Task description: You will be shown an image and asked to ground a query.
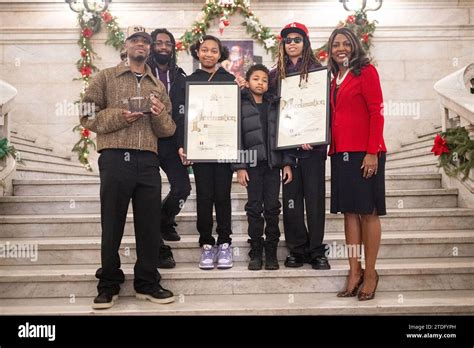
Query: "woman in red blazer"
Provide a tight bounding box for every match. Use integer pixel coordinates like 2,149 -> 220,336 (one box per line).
328,27 -> 387,301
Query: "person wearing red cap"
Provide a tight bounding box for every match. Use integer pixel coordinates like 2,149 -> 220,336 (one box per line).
327,27 -> 387,301
269,22 -> 330,270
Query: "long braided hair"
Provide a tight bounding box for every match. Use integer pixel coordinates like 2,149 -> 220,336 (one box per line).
276,32 -> 320,85
148,28 -> 178,84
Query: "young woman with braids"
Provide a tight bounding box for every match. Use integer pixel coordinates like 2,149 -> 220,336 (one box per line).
268,23 -> 330,270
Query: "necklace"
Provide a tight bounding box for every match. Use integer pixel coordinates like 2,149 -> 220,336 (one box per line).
336,68 -> 351,86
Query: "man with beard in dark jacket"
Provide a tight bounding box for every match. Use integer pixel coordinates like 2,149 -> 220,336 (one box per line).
232,64 -> 294,271
147,28 -> 191,268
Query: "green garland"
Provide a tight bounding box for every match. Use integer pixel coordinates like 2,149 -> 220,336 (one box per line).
315,9 -> 377,62
177,0 -> 279,58
72,9 -> 125,171
436,127 -> 474,180
69,2 -> 377,172
0,137 -> 24,165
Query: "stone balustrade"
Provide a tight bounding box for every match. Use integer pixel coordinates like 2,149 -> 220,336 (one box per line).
0,80 -> 18,196
434,64 -> 474,207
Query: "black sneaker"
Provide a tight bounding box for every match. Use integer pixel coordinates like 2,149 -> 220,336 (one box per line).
136,284 -> 175,304
284,253 -> 304,268
157,244 -> 176,269
92,292 -> 119,310
311,256 -> 331,270
161,225 -> 181,241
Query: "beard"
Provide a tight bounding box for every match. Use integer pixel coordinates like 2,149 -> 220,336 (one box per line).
153,52 -> 172,65
128,52 -> 147,63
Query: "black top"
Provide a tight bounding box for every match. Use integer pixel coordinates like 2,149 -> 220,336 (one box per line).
186,67 -> 236,82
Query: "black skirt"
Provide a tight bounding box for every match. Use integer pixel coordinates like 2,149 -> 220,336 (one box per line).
330,151 -> 386,216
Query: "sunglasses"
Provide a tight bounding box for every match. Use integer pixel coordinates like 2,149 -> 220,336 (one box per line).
284,37 -> 303,44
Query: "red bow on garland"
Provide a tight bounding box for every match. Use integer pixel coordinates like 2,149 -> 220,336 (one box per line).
431,134 -> 450,156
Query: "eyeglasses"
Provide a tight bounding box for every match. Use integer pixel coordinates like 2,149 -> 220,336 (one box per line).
284,37 -> 303,45
154,40 -> 174,48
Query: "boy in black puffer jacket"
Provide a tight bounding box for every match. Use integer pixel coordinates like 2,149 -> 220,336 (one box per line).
232,64 -> 294,270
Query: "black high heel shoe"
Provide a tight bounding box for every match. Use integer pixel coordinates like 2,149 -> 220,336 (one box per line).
358,271 -> 379,301
337,269 -> 364,297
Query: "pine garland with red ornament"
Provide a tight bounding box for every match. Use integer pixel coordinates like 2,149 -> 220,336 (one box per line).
73,9 -> 125,171
315,9 -> 377,63
177,0 -> 279,58
72,124 -> 97,171
432,127 -> 474,180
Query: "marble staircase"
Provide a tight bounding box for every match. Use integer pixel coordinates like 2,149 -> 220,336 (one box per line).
0,132 -> 473,315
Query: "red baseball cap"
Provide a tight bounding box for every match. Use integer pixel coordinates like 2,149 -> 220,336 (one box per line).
280,22 -> 309,39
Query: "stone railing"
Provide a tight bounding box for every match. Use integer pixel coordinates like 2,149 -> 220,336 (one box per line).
0,80 -> 18,196
434,64 -> 474,207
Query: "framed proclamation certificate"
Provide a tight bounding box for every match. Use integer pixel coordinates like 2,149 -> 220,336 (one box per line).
184,81 -> 241,162
276,66 -> 330,150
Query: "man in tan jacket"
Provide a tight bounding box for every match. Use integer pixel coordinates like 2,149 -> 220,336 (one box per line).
81,25 -> 176,309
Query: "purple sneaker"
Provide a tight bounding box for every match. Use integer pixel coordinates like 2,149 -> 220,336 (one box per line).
199,244 -> 217,269
217,243 -> 233,269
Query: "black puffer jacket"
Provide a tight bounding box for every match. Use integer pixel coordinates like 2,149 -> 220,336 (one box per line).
232,89 -> 294,171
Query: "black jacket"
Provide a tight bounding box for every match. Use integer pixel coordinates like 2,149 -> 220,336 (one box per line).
148,64 -> 187,152
186,67 -> 236,83
232,89 -> 294,171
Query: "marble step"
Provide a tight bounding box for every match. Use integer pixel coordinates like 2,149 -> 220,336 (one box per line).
1,209 -> 474,238
386,146 -> 433,161
10,138 -> 54,152
12,173 -> 443,196
11,143 -> 72,161
385,160 -> 439,173
0,258 -> 473,298
15,165 -> 98,180
1,231 -> 473,266
1,290 -> 473,315
416,130 -> 439,139
0,189 -> 459,215
385,152 -> 435,166
19,152 -> 84,171
400,135 -> 436,148
399,138 -> 435,151
10,134 -> 37,143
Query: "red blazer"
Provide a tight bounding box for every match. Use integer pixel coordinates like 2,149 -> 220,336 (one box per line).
329,64 -> 387,155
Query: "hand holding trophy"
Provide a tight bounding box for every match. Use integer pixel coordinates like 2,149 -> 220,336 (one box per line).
150,94 -> 165,116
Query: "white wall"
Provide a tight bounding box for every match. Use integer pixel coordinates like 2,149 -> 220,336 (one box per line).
0,0 -> 473,157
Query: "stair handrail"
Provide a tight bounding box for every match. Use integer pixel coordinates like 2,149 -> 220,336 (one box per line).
0,80 -> 18,196
434,64 -> 474,135
434,64 -> 474,206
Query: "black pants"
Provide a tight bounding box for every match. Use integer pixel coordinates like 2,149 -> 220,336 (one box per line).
246,161 -> 281,244
97,149 -> 162,295
158,139 -> 191,231
282,151 -> 326,259
192,163 -> 233,246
